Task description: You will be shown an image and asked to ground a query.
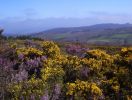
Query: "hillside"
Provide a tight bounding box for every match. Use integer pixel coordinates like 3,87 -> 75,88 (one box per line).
32,23 -> 132,45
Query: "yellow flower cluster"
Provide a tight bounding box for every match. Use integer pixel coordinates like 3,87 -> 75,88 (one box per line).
8,77 -> 46,99
7,41 -> 131,99
101,78 -> 120,93
85,49 -> 114,68
66,83 -> 76,95
10,43 -> 17,49
65,56 -> 82,71
8,82 -> 22,94
121,47 -> 128,52
8,82 -> 22,99
111,85 -> 120,93
16,47 -> 43,57
41,41 -> 60,58
42,67 -> 64,83
85,49 -> 111,60
81,58 -> 102,71
66,80 -> 102,96
121,47 -> 132,62
38,52 -> 65,83
24,77 -> 46,96
43,55 -> 67,68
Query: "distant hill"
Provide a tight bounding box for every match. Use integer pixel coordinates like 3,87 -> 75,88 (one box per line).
31,23 -> 132,45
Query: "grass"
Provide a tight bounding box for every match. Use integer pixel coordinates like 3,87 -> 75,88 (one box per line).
110,33 -> 132,38
87,33 -> 132,45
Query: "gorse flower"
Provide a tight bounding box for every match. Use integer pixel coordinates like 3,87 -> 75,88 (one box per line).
84,49 -> 111,60
41,41 -> 60,58
16,47 -> 43,59
66,80 -> 102,98
2,40 -> 131,99
42,63 -> 65,83
81,58 -> 102,71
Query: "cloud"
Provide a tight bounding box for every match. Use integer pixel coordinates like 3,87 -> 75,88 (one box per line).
89,11 -> 132,23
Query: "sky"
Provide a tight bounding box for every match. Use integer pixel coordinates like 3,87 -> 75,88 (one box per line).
0,0 -> 132,34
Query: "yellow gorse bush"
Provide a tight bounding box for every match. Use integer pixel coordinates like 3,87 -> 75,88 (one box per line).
42,67 -> 65,83
8,82 -> 22,99
65,56 -> 82,71
16,47 -> 43,58
85,49 -> 111,60
81,58 -> 102,71
10,43 -> 17,49
101,78 -> 120,93
41,41 -> 60,58
121,47 -> 132,62
7,41 -> 131,99
66,80 -> 102,96
42,55 -> 65,83
84,49 -> 114,68
8,77 -> 46,99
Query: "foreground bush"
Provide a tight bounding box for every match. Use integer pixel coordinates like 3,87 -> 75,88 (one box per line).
0,40 -> 131,100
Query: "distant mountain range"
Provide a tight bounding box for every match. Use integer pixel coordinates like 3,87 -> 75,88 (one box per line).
31,23 -> 132,45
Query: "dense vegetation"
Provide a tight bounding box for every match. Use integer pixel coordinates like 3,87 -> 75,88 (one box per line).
0,39 -> 132,100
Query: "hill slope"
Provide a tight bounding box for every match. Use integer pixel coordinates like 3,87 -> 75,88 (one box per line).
32,23 -> 132,45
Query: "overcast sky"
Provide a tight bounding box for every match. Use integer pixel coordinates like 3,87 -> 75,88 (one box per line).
0,0 -> 132,34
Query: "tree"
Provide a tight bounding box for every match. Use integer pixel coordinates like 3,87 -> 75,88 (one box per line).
0,28 -> 4,35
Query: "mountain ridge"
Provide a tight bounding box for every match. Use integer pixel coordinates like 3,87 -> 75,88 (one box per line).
31,23 -> 132,45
